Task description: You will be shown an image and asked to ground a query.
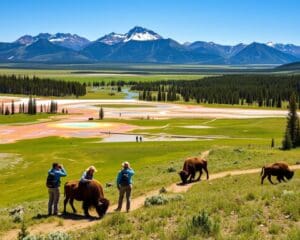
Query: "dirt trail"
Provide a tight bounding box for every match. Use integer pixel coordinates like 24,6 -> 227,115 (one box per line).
3,151 -> 300,239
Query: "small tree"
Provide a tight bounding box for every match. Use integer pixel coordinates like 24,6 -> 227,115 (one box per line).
11,100 -> 15,115
271,138 -> 275,148
282,93 -> 300,149
99,107 -> 104,120
5,106 -> 10,115
282,131 -> 292,150
18,221 -> 29,240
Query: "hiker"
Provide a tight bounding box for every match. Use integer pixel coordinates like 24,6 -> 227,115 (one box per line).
80,166 -> 97,183
139,136 -> 142,142
78,165 -> 97,194
115,162 -> 135,212
136,136 -> 139,142
46,163 -> 67,215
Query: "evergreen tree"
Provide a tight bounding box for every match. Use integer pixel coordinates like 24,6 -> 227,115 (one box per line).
271,138 -> 275,148
4,106 -> 10,115
282,130 -> 292,150
287,93 -> 299,147
99,107 -> 104,120
11,100 -> 15,115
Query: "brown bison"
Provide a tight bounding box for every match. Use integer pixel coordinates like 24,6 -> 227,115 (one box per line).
179,157 -> 209,184
261,162 -> 294,185
63,180 -> 109,218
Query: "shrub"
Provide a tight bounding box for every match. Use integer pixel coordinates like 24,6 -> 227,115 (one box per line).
185,210 -> 220,238
269,223 -> 281,235
9,206 -> 24,223
46,232 -> 72,240
167,166 -> 176,173
144,195 -> 168,207
159,187 -> 167,194
18,221 -> 29,240
246,192 -> 256,201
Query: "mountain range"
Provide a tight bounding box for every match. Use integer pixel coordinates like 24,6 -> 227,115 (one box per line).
0,26 -> 299,64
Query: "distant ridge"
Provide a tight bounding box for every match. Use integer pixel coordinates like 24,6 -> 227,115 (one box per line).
0,26 -> 299,64
276,61 -> 300,70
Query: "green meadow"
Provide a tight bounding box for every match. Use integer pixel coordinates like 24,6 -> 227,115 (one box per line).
0,113 -> 56,124
73,174 -> 300,240
0,116 -> 299,236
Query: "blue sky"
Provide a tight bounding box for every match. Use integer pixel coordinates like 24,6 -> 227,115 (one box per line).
1,0 -> 299,45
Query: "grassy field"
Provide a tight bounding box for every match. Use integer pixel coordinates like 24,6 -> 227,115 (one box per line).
102,117 -> 286,141
0,68 -> 207,84
72,174 -> 300,240
0,113 -> 56,125
0,116 -> 299,237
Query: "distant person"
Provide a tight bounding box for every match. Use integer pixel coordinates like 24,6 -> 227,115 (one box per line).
136,136 -> 139,142
115,162 -> 135,212
140,136 -> 142,142
46,163 -> 67,216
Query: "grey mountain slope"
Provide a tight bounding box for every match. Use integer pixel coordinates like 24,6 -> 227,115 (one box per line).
229,42 -> 298,64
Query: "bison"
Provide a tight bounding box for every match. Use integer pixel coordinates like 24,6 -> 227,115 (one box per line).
179,157 -> 209,184
63,180 -> 109,218
261,162 -> 294,185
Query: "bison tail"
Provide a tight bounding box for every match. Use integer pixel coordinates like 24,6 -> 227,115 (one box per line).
261,166 -> 265,176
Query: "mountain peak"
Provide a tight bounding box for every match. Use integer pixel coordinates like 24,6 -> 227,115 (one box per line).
125,26 -> 162,42
98,26 -> 162,45
97,32 -> 126,45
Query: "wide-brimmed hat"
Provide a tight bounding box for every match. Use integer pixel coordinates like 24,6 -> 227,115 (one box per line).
122,161 -> 130,168
86,166 -> 98,172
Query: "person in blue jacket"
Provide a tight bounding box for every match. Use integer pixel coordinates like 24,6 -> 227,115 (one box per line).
47,163 -> 67,215
115,161 -> 135,212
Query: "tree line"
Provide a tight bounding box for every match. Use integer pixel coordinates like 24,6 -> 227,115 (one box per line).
0,75 -> 86,97
131,75 -> 300,108
0,97 -> 63,115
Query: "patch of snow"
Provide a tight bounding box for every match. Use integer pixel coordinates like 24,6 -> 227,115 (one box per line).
50,38 -> 66,42
124,32 -> 160,42
266,42 -> 275,47
8,56 -> 14,60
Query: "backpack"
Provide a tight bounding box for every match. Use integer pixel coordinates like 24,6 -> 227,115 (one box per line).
119,170 -> 130,186
46,171 -> 57,188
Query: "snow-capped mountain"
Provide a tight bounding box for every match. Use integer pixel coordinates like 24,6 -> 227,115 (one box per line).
124,26 -> 162,42
97,26 -> 162,45
1,26 -> 299,64
267,43 -> 300,58
16,33 -> 90,50
97,32 -> 126,45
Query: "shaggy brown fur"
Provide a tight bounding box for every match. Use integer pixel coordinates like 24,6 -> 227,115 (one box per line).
261,162 -> 294,185
179,157 -> 209,184
64,180 -> 109,218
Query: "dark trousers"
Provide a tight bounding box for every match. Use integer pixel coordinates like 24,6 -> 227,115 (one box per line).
48,188 -> 60,215
117,185 -> 132,211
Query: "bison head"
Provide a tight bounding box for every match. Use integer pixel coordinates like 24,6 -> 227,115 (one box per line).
285,170 -> 294,180
179,170 -> 188,184
96,198 -> 110,218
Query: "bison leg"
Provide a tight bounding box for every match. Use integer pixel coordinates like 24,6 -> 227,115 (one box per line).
204,166 -> 209,180
261,174 -> 267,185
189,171 -> 195,183
82,201 -> 90,217
63,196 -> 69,214
267,175 -> 275,184
70,198 -> 77,213
277,176 -> 282,183
196,169 -> 203,181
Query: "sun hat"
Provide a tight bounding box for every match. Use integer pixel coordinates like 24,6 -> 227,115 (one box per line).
86,166 -> 98,172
